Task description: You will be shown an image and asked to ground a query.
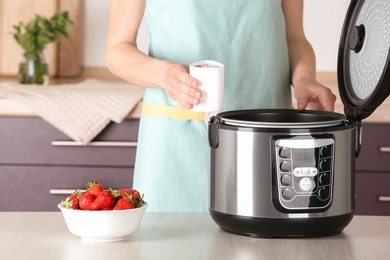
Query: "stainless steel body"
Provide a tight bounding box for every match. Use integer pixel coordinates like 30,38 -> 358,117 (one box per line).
210,124 -> 356,219
208,109 -> 357,237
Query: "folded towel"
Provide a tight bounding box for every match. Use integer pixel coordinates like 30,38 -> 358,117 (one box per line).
0,78 -> 145,144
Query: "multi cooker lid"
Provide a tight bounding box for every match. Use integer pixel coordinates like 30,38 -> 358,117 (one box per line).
338,0 -> 390,121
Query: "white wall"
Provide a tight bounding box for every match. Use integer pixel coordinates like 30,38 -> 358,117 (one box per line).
303,0 -> 350,71
83,0 -> 149,67
83,0 -> 351,72
82,0 -> 109,67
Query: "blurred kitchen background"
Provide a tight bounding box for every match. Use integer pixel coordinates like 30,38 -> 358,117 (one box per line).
0,0 -> 350,76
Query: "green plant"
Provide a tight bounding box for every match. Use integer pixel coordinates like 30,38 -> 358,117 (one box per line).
12,11 -> 73,84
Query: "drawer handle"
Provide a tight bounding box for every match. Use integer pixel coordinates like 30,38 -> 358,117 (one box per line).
379,147 -> 390,153
51,141 -> 137,147
378,196 -> 390,202
49,189 -> 86,195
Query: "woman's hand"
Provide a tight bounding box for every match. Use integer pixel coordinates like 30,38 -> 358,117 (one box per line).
293,79 -> 337,112
160,63 -> 202,109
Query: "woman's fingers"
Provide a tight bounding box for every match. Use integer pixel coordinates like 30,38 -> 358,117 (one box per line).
163,64 -> 202,109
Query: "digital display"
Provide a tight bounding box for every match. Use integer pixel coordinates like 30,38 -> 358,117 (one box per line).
292,148 -> 316,167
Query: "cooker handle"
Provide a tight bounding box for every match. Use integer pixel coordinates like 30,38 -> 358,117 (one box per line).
208,116 -> 220,148
354,120 -> 362,157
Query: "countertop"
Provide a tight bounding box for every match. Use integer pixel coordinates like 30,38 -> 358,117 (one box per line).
0,212 -> 390,260
1,71 -> 390,122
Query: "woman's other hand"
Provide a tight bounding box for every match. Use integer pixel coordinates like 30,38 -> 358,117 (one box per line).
293,79 -> 336,112
161,63 -> 202,109
283,0 -> 336,113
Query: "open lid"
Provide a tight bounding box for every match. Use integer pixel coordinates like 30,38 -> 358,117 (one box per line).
338,0 -> 390,121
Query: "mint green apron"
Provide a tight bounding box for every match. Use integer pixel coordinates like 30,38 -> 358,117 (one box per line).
134,0 -> 292,212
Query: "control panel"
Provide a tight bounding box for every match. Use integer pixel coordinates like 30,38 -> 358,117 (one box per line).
273,136 -> 334,212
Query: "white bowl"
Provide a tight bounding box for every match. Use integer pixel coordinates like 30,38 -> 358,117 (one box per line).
58,203 -> 148,242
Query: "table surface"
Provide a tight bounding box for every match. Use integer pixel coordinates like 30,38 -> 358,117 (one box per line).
1,212 -> 390,260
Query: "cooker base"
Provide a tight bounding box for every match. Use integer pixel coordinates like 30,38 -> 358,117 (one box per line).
209,209 -> 354,238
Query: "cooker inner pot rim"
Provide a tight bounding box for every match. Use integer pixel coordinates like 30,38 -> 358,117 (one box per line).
219,119 -> 345,128
217,110 -> 346,128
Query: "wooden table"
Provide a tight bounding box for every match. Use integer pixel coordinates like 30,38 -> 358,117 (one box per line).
1,212 -> 390,260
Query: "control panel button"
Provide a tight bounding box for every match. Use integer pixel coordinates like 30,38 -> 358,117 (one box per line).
279,147 -> 290,158
282,188 -> 295,200
299,177 -> 313,192
320,146 -> 332,158
317,186 -> 330,200
319,159 -> 331,172
281,174 -> 292,186
280,160 -> 291,172
319,172 -> 330,185
293,167 -> 318,177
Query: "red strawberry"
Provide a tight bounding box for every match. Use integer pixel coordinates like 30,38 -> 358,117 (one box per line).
69,190 -> 82,209
118,188 -> 141,199
118,189 -> 146,208
62,190 -> 81,209
90,190 -> 116,210
86,180 -> 104,196
113,195 -> 134,210
79,192 -> 97,210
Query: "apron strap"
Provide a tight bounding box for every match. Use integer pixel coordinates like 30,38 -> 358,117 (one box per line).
143,103 -> 205,120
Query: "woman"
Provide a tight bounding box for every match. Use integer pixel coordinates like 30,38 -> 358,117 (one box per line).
106,0 -> 336,212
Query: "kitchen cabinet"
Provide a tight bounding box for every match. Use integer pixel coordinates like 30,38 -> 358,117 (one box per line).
355,122 -> 390,216
0,115 -> 139,211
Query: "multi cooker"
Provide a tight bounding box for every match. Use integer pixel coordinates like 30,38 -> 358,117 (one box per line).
208,0 -> 390,237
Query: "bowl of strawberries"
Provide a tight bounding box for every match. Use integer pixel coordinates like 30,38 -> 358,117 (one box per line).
58,180 -> 148,242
